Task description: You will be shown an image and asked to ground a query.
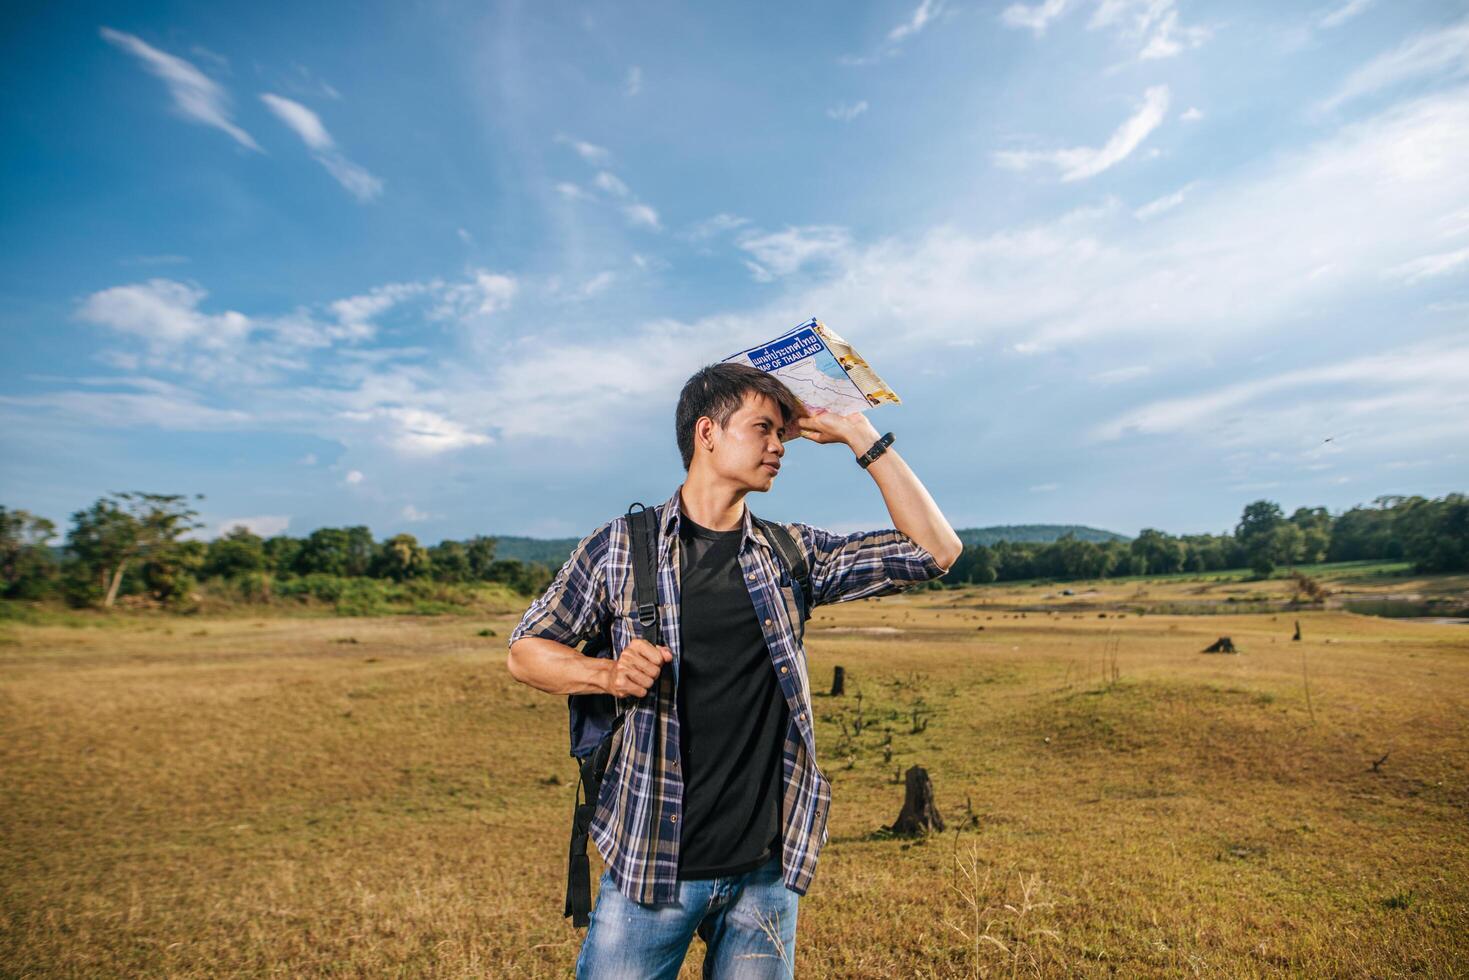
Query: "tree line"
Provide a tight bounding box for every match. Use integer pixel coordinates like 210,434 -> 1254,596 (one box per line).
1,490 -> 1464,607
0,492 -> 551,607
939,493 -> 1467,585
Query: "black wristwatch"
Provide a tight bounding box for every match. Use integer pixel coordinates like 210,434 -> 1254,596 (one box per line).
856,431 -> 895,469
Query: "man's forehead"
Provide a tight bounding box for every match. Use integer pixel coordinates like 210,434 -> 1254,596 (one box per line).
736,391 -> 782,420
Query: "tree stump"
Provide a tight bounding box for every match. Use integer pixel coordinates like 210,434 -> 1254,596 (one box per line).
1202,636 -> 1237,654
889,765 -> 945,835
830,665 -> 845,697
1293,620 -> 1302,641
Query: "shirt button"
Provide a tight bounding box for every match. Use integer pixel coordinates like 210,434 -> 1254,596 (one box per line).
748,572 -> 757,580
799,712 -> 806,721
763,618 -> 772,626
669,814 -> 678,823
780,666 -> 789,674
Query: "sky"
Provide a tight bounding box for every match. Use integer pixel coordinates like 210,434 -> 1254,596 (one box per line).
2,0 -> 1467,545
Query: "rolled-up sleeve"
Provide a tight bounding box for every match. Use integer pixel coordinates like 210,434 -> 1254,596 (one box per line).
507,524 -> 610,650
792,523 -> 946,607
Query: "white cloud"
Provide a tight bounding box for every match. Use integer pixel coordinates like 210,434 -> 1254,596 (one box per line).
827,100 -> 870,121
1001,0 -> 1071,36
557,134 -> 611,164
556,182 -> 589,200
686,213 -> 750,240
99,27 -> 260,151
457,227 -> 474,244
217,515 -> 290,538
1000,0 -> 1206,59
593,171 -> 630,197
1091,338 -> 1469,448
1389,246 -> 1469,284
330,281 -> 427,334
0,382 -> 251,431
625,66 -> 642,96
1321,19 -> 1469,112
259,92 -> 331,150
994,85 -> 1170,181
735,225 -> 852,279
1134,182 -> 1194,220
1029,482 -> 1060,493
842,0 -> 944,64
401,504 -> 434,523
1090,365 -> 1152,384
1090,0 -> 1209,61
37,87 -> 1469,478
1318,0 -> 1373,30
889,0 -> 942,42
345,470 -> 364,484
578,271 -> 616,297
260,93 -> 383,202
434,270 -> 518,319
623,203 -> 661,229
764,88 -> 1469,357
73,270 -> 516,386
1180,106 -> 1203,122
77,279 -> 252,348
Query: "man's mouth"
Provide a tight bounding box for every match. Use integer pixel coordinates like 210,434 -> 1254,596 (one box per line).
762,462 -> 780,474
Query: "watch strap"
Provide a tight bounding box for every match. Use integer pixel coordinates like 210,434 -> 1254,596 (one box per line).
857,431 -> 895,468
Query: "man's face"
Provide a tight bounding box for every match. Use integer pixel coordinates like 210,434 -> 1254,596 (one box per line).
701,391 -> 790,489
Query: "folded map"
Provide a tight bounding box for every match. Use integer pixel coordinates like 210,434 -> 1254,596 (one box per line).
722,318 -> 900,416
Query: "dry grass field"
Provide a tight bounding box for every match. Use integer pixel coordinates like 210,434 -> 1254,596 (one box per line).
2,570 -> 1467,977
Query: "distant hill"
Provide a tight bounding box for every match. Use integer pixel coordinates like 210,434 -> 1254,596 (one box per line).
490,523 -> 1129,568
489,535 -> 585,566
958,524 -> 1130,546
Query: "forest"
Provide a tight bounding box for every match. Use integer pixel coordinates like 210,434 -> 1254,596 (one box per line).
1,491 -> 1465,608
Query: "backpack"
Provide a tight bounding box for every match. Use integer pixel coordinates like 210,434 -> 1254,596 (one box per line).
563,500 -> 812,927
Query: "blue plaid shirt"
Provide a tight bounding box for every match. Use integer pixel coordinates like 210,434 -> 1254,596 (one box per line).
508,483 -> 947,903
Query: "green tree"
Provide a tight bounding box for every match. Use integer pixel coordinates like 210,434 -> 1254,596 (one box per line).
1265,522 -> 1306,567
429,540 -> 472,582
263,535 -> 302,575
1289,506 -> 1333,563
1395,494 -> 1469,572
465,535 -> 498,580
376,533 -> 431,581
1236,499 -> 1284,549
144,538 -> 205,604
343,526 -> 376,577
65,492 -> 203,607
204,526 -> 266,578
0,507 -> 58,599
295,528 -> 355,577
1131,528 -> 1184,575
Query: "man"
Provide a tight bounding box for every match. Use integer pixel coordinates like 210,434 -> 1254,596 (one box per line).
506,362 -> 962,978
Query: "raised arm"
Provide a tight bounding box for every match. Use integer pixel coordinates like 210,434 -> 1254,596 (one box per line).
795,411 -> 963,572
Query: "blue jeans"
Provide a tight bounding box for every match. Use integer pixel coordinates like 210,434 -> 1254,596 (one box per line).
574,853 -> 799,979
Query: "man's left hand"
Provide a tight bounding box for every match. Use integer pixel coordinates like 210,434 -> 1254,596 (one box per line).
792,408 -> 881,452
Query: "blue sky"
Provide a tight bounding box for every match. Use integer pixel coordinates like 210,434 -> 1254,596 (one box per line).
2,0 -> 1467,544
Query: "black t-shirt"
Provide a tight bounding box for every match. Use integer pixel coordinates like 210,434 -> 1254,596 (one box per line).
674,512 -> 789,880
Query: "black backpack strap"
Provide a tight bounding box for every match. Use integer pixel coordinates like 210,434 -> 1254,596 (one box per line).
755,517 -> 812,634
565,501 -> 660,927
628,503 -> 663,649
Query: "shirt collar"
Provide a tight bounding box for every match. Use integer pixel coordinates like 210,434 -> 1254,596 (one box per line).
658,482 -> 772,555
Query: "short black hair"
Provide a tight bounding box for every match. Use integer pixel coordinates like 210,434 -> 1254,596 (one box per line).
675,363 -> 805,471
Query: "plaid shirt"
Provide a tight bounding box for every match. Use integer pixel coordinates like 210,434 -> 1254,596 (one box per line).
508,483 -> 947,903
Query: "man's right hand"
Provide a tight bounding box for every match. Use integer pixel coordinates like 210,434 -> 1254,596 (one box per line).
605,638 -> 673,698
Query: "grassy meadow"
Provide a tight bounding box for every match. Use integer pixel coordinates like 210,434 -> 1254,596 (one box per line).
2,566 -> 1467,977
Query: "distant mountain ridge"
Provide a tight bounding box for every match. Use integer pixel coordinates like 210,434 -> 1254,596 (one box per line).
958,524 -> 1130,546
491,523 -> 1129,567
